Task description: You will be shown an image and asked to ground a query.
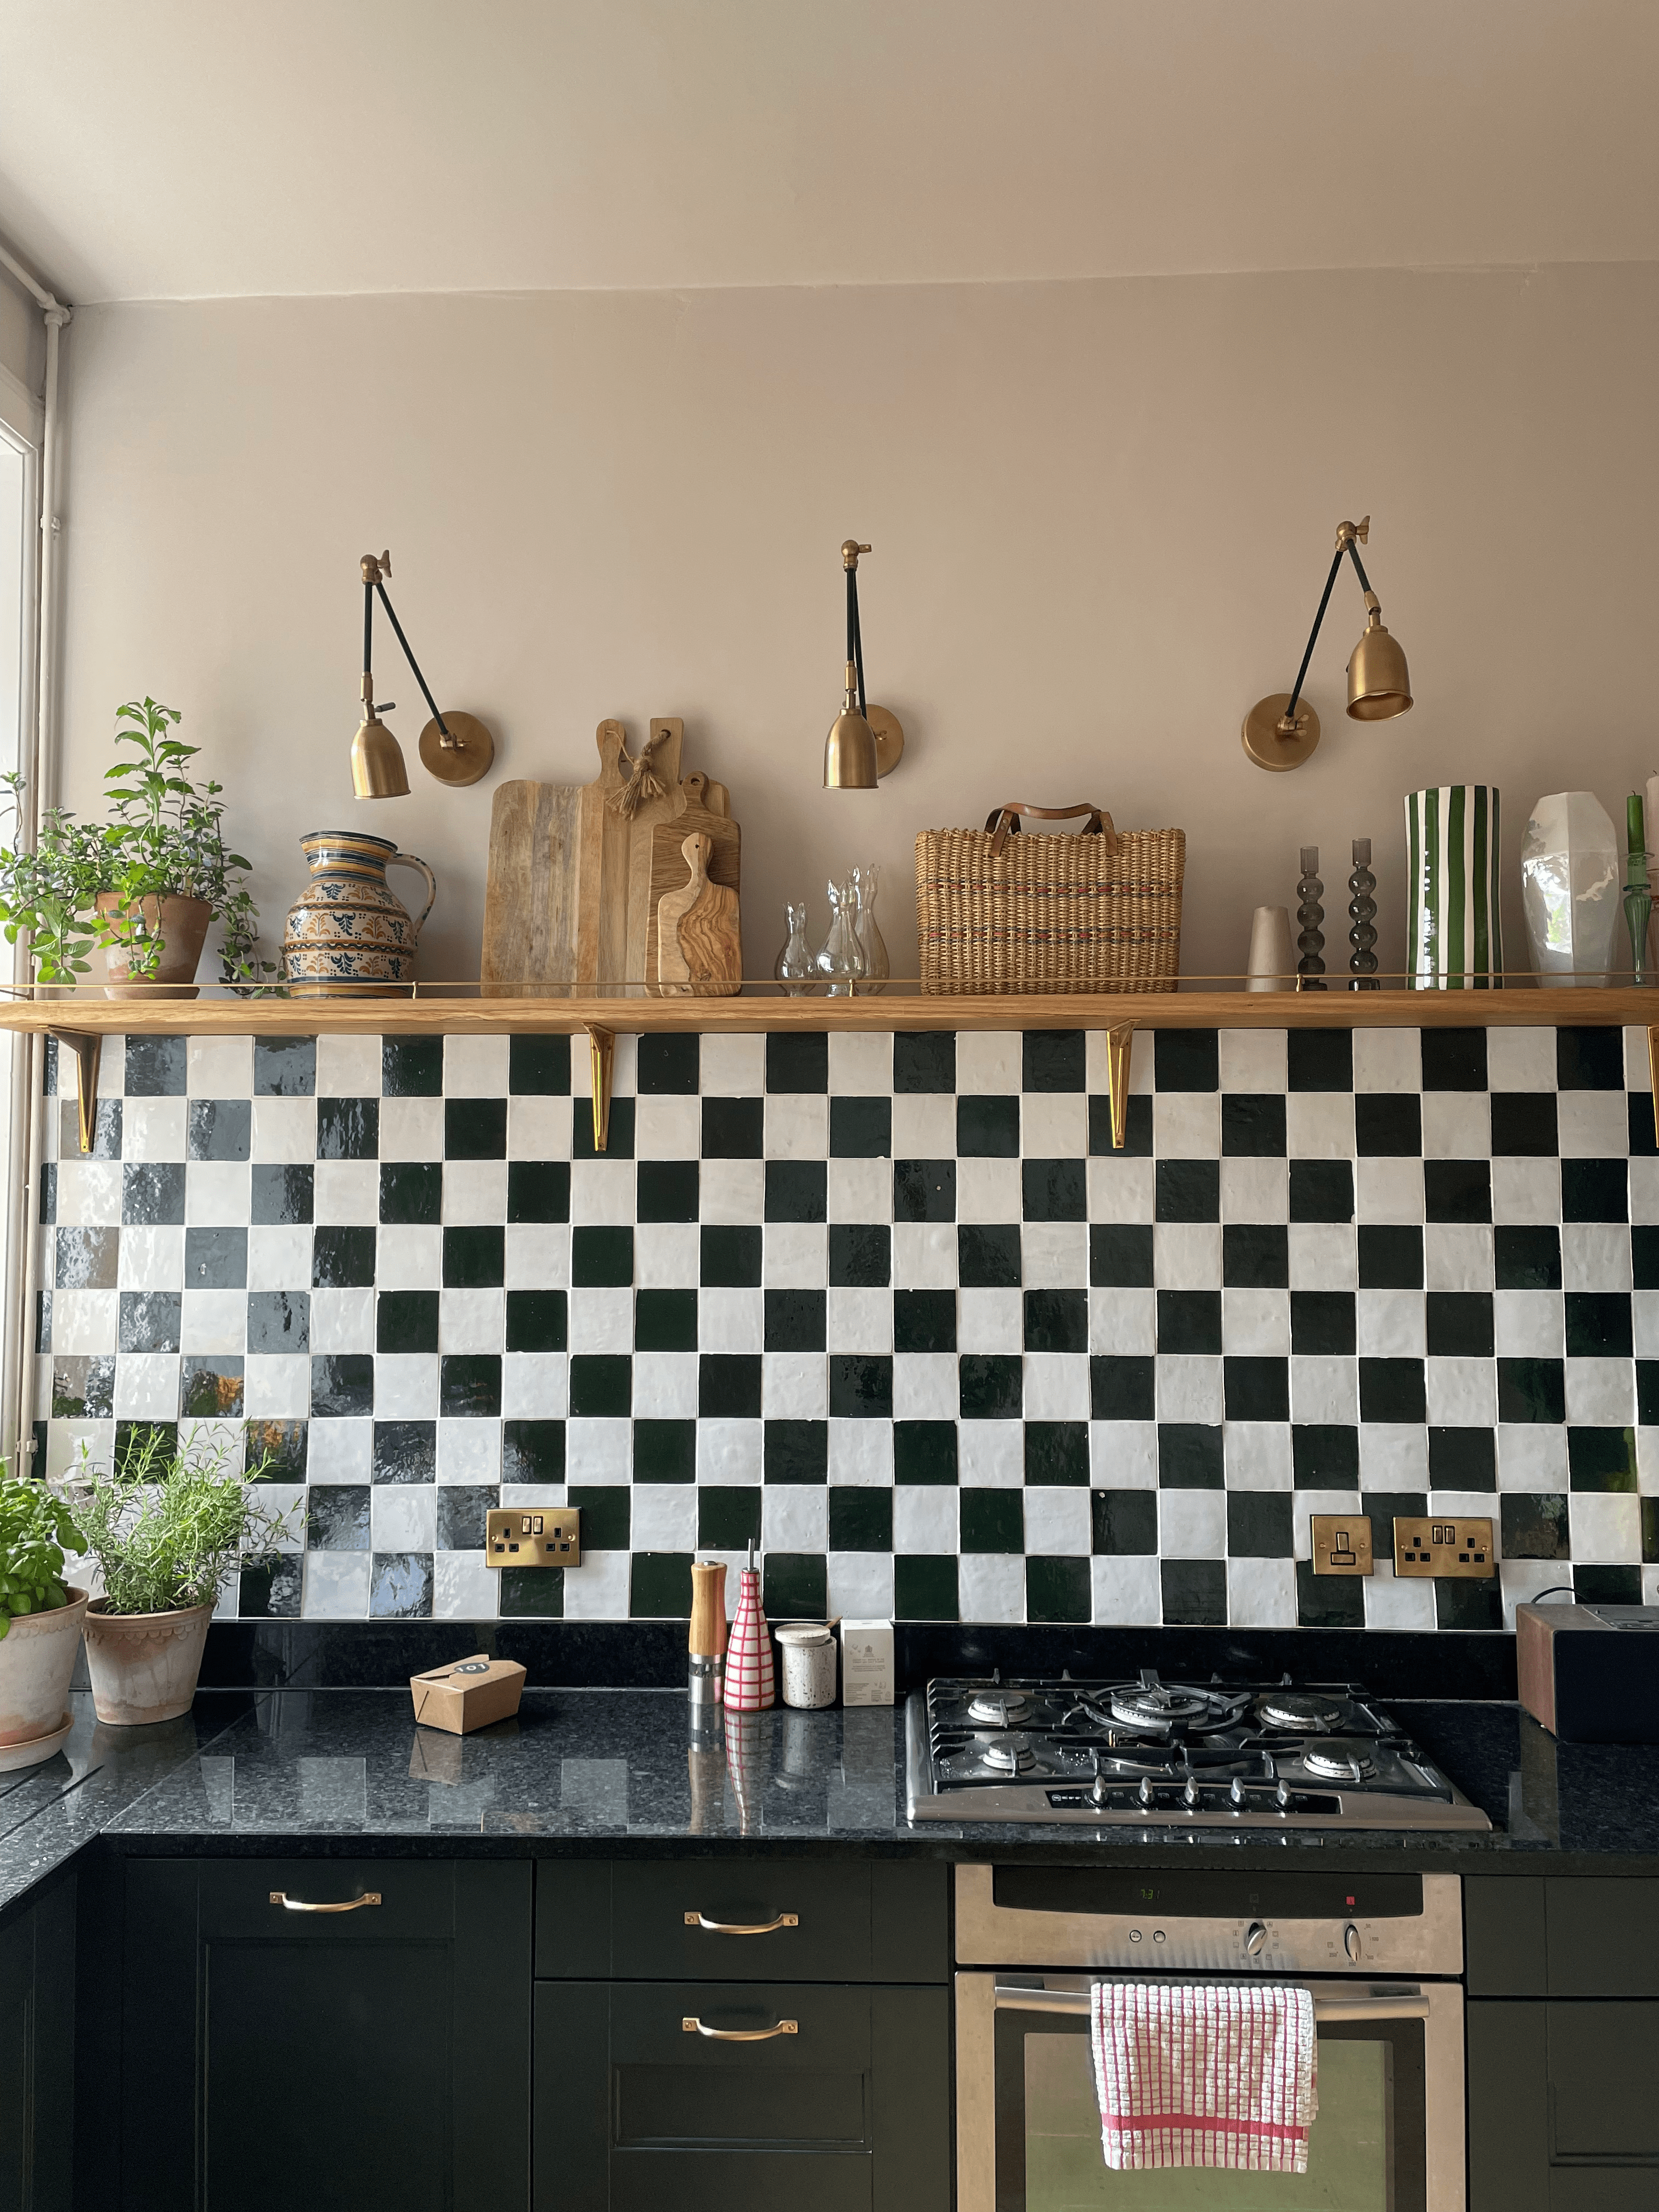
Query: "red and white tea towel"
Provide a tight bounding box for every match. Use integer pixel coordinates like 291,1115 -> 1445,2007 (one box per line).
1089,1982 -> 1317,2173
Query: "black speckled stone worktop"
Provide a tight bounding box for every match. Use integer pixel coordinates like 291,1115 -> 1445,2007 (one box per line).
4,1686 -> 1659,1923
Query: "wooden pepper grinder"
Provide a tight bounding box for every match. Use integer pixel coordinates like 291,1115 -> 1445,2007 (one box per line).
689,1559 -> 727,1712
723,1543 -> 775,1713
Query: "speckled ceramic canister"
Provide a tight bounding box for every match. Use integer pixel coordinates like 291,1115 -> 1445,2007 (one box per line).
281,830 -> 437,997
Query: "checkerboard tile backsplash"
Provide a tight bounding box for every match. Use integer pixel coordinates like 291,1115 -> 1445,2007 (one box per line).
32,1022 -> 1659,1632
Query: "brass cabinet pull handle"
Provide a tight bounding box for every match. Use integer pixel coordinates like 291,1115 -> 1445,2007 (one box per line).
269,1891 -> 382,1913
682,2016 -> 798,2040
682,1910 -> 799,1934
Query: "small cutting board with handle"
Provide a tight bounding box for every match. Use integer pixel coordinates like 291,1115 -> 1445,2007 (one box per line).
645,771 -> 740,989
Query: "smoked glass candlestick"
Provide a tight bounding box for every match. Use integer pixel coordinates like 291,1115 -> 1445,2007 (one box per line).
1347,838 -> 1379,990
1296,846 -> 1327,990
1626,793 -> 1652,986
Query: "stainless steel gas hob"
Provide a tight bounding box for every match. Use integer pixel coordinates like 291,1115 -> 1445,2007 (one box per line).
905,1669 -> 1491,1830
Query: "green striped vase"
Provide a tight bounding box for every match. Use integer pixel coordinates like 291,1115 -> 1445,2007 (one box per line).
1404,786 -> 1503,990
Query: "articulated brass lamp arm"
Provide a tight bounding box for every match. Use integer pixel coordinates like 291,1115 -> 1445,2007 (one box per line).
1241,514 -> 1411,773
1282,518 -> 1374,731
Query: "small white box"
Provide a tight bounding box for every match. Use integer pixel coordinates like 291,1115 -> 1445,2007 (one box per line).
839,1618 -> 894,1706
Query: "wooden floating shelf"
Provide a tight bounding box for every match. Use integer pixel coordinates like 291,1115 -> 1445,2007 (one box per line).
19,986 -> 1658,1156
2,986 -> 1656,1037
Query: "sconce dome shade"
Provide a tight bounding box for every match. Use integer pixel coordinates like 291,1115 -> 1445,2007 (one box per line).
352,713 -> 411,799
824,706 -> 878,788
1347,617 -> 1413,722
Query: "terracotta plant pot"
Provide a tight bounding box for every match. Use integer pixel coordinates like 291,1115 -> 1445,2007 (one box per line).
95,892 -> 212,1000
82,1596 -> 213,1724
0,1586 -> 88,1765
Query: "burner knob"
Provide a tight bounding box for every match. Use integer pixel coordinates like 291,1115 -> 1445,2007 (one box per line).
1182,1778 -> 1199,1809
1244,1921 -> 1267,1956
1229,1777 -> 1246,1809
1276,1779 -> 1291,1811
1138,1776 -> 1154,1809
1090,1768 -> 1109,1809
1344,1922 -> 1362,1962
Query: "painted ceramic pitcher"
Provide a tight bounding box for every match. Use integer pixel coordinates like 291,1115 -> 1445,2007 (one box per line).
281,831 -> 437,996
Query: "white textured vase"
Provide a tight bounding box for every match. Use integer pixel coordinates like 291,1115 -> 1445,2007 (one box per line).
1522,792 -> 1621,987
82,1598 -> 213,1724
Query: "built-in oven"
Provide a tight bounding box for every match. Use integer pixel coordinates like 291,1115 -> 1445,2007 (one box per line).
955,1864 -> 1465,2211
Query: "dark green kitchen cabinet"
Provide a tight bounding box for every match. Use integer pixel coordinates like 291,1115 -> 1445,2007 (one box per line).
117,1858 -> 529,2212
1469,1999 -> 1659,2211
533,1980 -> 949,2212
0,1872 -> 75,2212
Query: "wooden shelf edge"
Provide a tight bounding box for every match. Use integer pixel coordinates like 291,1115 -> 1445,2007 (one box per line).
4,988 -> 1658,1036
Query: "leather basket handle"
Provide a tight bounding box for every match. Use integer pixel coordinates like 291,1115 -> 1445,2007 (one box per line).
985,802 -> 1119,860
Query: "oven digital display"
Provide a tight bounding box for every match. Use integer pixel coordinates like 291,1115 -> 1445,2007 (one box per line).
991,1867 -> 1424,1920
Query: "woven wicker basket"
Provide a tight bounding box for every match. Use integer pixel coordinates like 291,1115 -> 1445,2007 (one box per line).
916,802 -> 1184,994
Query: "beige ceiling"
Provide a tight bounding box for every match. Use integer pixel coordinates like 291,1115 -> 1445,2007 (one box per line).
3,0 -> 1657,303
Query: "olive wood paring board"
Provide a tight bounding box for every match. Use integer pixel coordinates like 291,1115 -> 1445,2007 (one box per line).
645,771 -> 741,991
654,831 -> 743,996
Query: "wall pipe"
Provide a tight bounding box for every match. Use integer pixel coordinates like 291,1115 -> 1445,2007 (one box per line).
0,234 -> 70,1467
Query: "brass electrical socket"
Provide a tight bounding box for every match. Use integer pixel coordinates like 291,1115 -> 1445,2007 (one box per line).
1392,1515 -> 1495,1579
486,1508 -> 580,1568
1310,1515 -> 1374,1576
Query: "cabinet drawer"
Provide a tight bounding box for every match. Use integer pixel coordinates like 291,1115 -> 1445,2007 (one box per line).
612,1861 -> 872,1980
196,1857 -> 456,1943
1546,1878 -> 1659,1996
534,1981 -> 949,2212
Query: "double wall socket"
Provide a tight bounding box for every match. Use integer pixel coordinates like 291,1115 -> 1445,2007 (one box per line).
1393,1516 -> 1494,1579
1310,1513 -> 1496,1579
486,1508 -> 580,1568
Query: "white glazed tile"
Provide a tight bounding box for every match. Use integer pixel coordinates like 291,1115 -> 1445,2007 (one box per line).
1218,1030 -> 1288,1092
443,1035 -> 511,1096
1088,1421 -> 1157,1487
1091,1555 -> 1161,1626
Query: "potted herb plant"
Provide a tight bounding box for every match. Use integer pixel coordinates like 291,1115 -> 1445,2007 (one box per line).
0,696 -> 274,996
66,1428 -> 292,1725
0,1471 -> 88,1769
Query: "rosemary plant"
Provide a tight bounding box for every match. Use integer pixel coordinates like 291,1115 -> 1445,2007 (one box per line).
69,1427 -> 294,1616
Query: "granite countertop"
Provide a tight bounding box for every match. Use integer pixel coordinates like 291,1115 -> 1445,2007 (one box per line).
4,1688 -> 1659,1919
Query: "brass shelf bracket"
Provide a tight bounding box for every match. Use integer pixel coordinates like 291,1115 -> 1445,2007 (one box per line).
586,1024 -> 615,1154
47,1029 -> 102,1153
1105,1022 -> 1136,1150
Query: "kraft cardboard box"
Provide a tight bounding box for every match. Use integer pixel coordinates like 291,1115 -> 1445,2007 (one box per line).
409,1655 -> 526,1735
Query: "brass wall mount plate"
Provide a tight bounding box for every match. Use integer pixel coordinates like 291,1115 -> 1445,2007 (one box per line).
1242,693 -> 1320,772
419,710 -> 495,787
867,704 -> 905,777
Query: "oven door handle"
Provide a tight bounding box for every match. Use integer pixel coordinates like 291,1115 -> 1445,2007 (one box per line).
992,1986 -> 1430,2024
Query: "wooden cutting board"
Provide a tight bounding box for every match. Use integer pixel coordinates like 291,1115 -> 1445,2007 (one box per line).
645,771 -> 741,990
480,777 -> 583,996
654,831 -> 743,995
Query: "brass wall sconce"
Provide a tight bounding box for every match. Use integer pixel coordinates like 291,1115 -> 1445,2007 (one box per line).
823,540 -> 904,787
1242,516 -> 1413,772
351,551 -> 495,799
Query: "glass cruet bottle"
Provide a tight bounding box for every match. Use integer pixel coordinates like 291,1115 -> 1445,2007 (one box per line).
851,863 -> 889,991
814,876 -> 867,996
774,901 -> 816,995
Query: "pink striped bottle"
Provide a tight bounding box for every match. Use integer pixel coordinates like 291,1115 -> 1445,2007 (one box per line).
722,1549 -> 775,1713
